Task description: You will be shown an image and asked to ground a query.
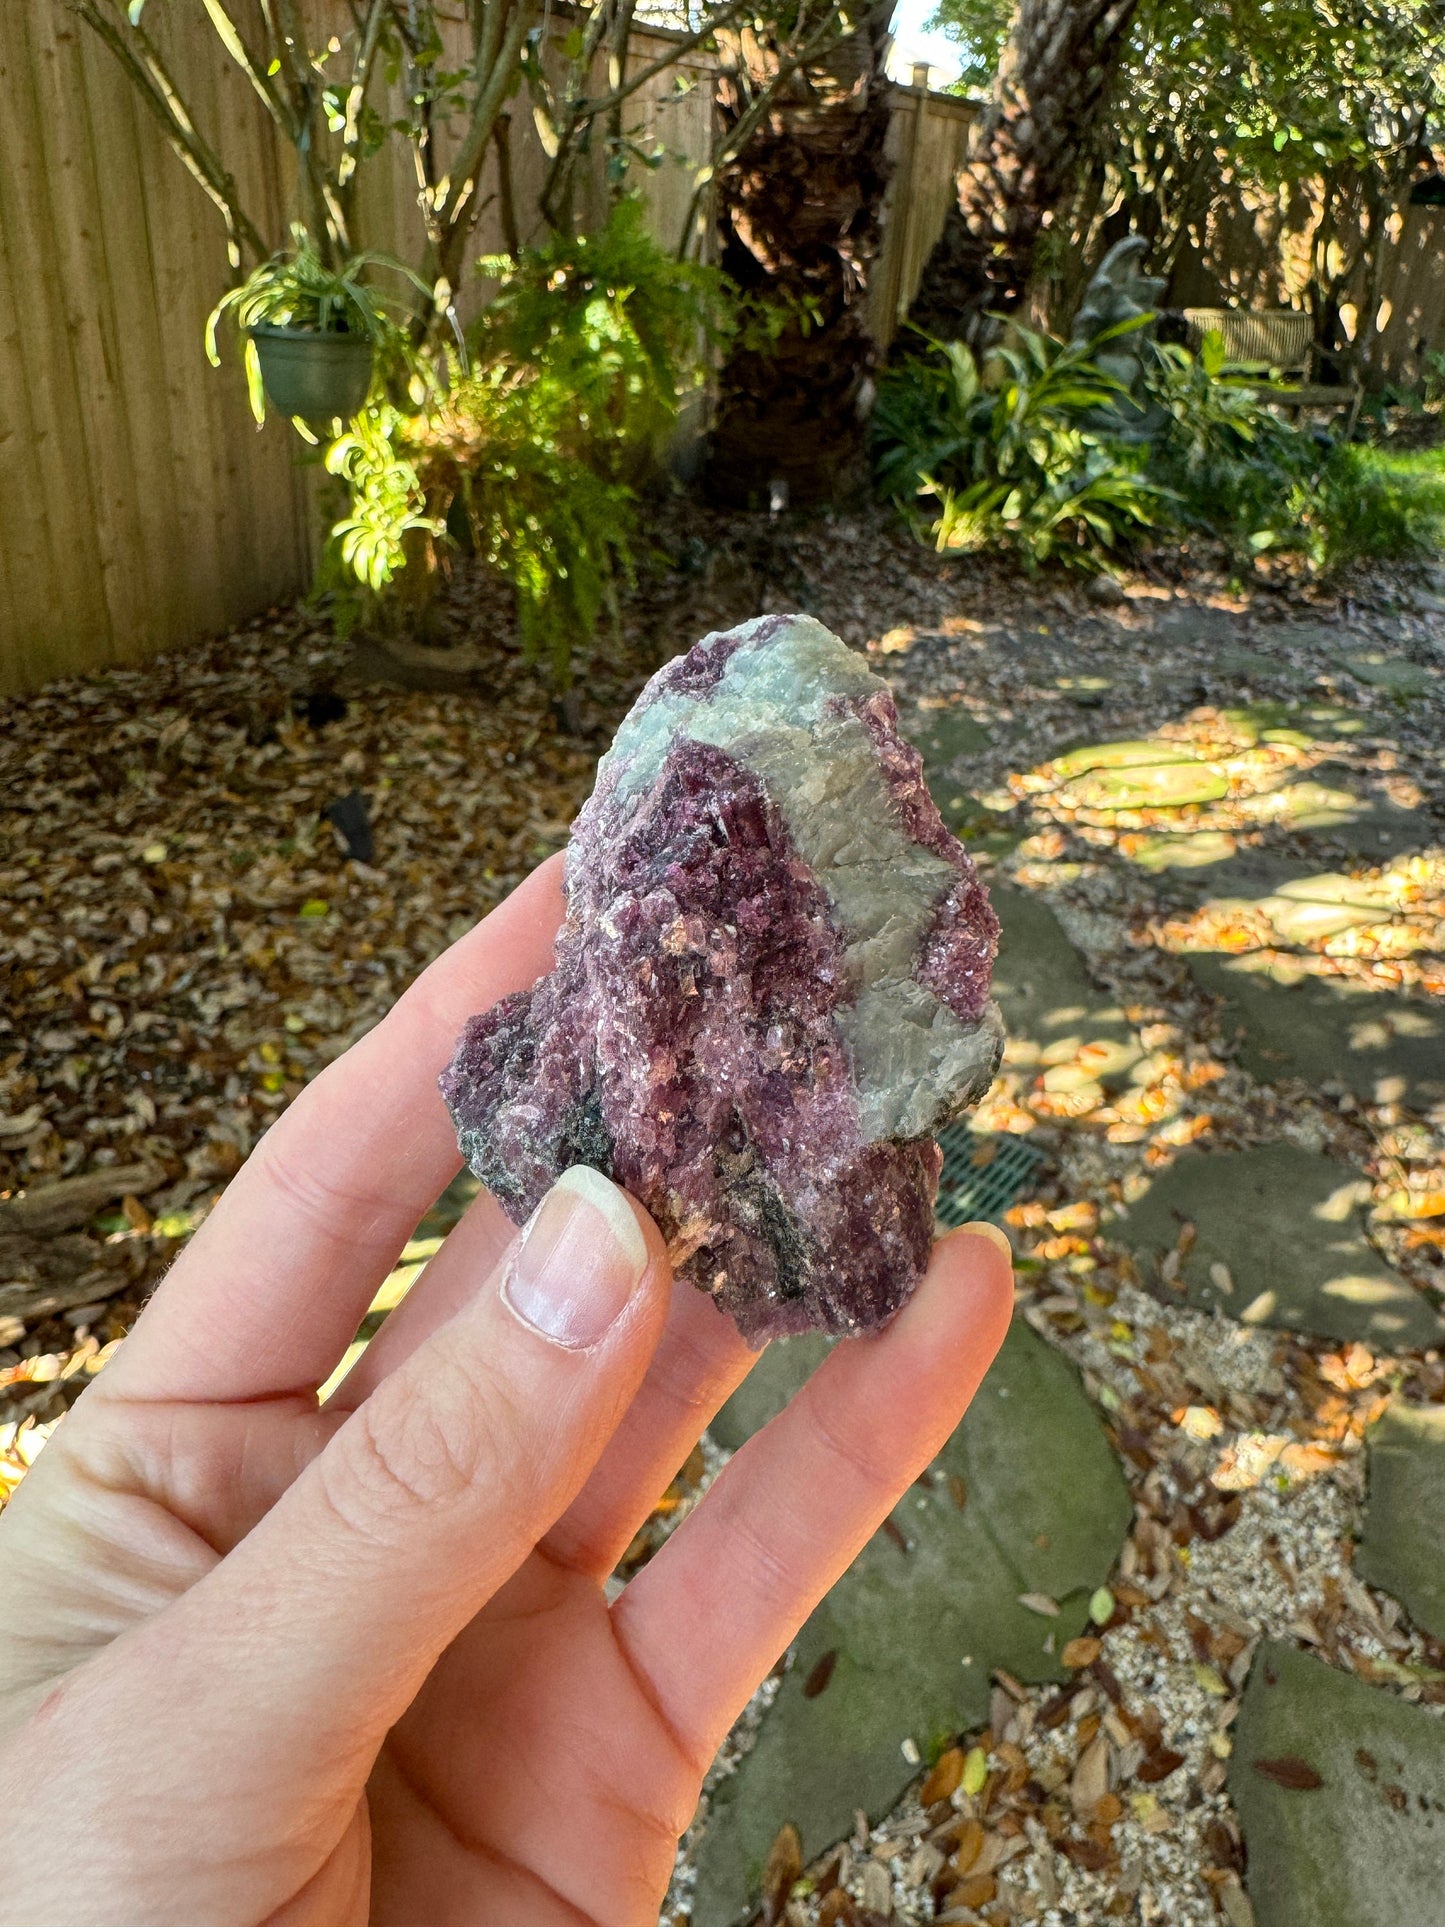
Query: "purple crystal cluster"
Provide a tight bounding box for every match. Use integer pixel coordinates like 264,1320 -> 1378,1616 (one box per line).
442,614 -> 1003,1343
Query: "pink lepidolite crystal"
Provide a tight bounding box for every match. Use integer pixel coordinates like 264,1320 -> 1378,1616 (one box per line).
442,614 -> 1003,1343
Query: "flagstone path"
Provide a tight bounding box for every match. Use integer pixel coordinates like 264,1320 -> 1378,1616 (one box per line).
677,570 -> 1445,1927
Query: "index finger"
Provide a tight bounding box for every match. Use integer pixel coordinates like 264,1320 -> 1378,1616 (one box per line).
102,857 -> 566,1405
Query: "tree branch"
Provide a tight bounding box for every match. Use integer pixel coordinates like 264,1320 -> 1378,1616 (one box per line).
271,0 -> 352,258
69,0 -> 267,266
338,0 -> 389,189
583,0 -> 753,122
493,113 -> 521,256
434,0 -> 532,291
198,0 -> 298,140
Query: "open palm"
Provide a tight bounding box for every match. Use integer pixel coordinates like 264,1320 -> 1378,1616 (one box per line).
0,858 -> 1010,1927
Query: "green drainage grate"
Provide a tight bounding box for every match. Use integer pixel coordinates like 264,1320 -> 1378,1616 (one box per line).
935,1126 -> 1045,1229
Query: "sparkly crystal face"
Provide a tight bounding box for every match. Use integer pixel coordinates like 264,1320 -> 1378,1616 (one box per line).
442,614 -> 1003,1344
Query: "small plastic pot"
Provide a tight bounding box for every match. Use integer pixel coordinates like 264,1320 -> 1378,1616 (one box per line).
248,324 -> 374,421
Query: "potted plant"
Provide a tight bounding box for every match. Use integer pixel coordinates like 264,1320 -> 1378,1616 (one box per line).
206,228 -> 431,425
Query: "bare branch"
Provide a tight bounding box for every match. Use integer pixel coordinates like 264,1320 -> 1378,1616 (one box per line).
583,0 -> 753,121
198,0 -> 298,140
444,0 -> 531,220
338,0 -> 390,188
493,113 -> 521,256
69,0 -> 267,266
474,0 -> 509,103
271,0 -> 353,258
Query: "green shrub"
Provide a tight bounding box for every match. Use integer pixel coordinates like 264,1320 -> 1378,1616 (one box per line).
873,326 -> 1168,571
1144,335 -> 1321,564
472,198 -> 725,483
1149,339 -> 1445,572
321,199 -> 726,682
877,323 -> 1444,580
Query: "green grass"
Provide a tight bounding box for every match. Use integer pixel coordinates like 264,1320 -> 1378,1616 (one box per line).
1310,444 -> 1445,571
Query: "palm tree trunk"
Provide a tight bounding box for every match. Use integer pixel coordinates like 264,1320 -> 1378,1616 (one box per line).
707,3 -> 894,507
908,0 -> 1140,342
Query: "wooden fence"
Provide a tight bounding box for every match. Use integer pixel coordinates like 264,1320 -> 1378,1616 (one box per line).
0,2 -> 310,698
0,0 -> 714,697
868,68 -> 975,347
1173,184 -> 1445,393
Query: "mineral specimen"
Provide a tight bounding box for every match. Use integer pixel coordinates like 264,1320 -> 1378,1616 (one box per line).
442,614 -> 1004,1344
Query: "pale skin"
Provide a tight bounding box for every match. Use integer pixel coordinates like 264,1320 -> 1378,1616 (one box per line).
0,856 -> 1012,1927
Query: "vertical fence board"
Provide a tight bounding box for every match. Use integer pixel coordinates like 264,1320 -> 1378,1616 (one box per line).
0,8 -> 114,690
868,83 -> 975,348
28,8 -> 168,664
0,0 -> 313,694
0,98 -> 61,690
74,18 -> 189,662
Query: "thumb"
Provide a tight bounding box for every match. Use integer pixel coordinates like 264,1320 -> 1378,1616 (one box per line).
154,1166 -> 671,1760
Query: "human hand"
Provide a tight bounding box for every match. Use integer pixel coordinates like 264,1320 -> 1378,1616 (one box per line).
0,857 -> 1012,1927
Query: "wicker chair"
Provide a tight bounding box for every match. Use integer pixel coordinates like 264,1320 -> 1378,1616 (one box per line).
1182,306 -> 1363,430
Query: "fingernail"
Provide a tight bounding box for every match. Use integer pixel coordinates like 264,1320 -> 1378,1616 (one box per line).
502,1166 -> 649,1350
958,1219 -> 1013,1263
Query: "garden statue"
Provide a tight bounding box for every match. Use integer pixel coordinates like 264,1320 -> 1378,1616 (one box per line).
1069,235 -> 1167,437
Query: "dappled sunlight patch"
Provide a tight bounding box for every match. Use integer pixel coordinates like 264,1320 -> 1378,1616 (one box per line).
1122,829 -> 1239,872
1000,704 -> 1414,877
316,1233 -> 441,1401
1153,852 -> 1445,996
1210,1430 -> 1345,1492
980,1028 -> 1222,1153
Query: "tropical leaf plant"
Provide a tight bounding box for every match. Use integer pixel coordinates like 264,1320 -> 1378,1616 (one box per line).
873,322 -> 1168,569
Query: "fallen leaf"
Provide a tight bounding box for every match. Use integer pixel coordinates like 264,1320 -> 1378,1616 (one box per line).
951,1817 -> 984,1873
1071,1733 -> 1111,1814
920,1745 -> 964,1806
1061,1635 -> 1102,1669
1018,1591 -> 1061,1616
1137,1746 -> 1185,1783
1252,1755 -> 1323,1791
761,1821 -> 801,1924
961,1745 -> 988,1796
817,1891 -> 862,1927
952,1871 -> 996,1909
802,1649 -> 838,1699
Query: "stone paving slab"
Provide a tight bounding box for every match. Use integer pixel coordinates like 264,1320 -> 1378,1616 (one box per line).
901,700 -> 992,783
1110,1142 -> 1443,1348
692,1319 -> 1131,1927
710,1331 -> 832,1453
1191,952 -> 1445,1110
1230,1641 -> 1445,1927
1357,1397 -> 1445,1642
988,886 -> 1143,1088
1335,650 -> 1435,697
1262,765 -> 1423,856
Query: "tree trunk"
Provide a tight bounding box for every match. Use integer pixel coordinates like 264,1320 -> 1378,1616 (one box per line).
707,6 -> 894,507
908,0 -> 1140,343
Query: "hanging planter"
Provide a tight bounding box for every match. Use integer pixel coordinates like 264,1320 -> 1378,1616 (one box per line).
247,325 -> 374,422
206,227 -> 432,427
